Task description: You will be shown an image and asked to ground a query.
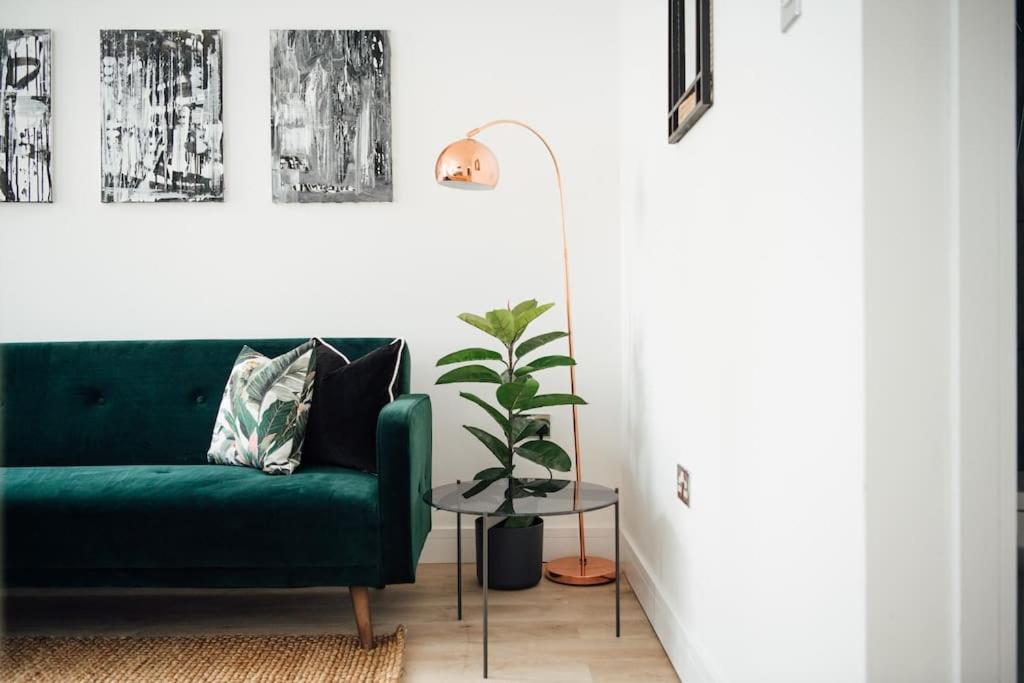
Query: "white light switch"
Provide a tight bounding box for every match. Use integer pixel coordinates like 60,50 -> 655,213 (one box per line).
781,0 -> 801,32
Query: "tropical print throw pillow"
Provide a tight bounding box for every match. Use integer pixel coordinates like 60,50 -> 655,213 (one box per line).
207,340 -> 316,475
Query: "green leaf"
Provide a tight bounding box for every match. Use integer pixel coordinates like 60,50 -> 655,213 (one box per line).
496,377 -> 539,410
464,425 -> 512,468
257,399 -> 293,441
513,302 -> 555,338
264,416 -> 301,459
515,331 -> 568,358
463,477 -> 498,499
436,347 -> 504,366
473,467 -> 510,481
232,392 -> 257,438
517,393 -> 587,410
485,309 -> 517,345
459,392 -> 510,434
247,340 -> 314,404
436,365 -> 502,385
458,313 -> 495,336
511,299 -> 538,316
511,416 -> 545,442
236,411 -> 256,439
516,440 -> 573,472
509,484 -> 536,498
513,355 -> 576,376
521,478 -> 570,494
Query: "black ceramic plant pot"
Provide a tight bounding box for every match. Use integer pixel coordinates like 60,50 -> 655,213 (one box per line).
474,516 -> 544,590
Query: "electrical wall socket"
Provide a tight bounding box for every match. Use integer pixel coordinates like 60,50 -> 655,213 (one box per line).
532,414 -> 551,438
677,465 -> 690,507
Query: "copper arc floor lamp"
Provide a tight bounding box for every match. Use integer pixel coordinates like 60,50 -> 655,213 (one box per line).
434,120 -> 615,586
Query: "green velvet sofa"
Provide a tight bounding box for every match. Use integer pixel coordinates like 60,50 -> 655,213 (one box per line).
0,338 -> 432,646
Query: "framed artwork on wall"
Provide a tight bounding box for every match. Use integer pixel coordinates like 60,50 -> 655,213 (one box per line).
1,29 -> 52,203
668,0 -> 713,143
269,30 -> 392,203
99,29 -> 224,203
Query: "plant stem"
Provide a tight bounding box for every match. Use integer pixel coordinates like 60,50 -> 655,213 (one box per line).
506,342 -> 515,474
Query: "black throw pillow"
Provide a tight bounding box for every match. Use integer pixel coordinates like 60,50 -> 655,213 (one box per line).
303,338 -> 406,473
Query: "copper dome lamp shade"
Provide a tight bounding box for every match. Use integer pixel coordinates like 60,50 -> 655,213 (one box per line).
434,120 -> 615,586
434,137 -> 500,190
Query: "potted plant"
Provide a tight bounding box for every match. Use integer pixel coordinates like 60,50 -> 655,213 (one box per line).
436,300 -> 586,589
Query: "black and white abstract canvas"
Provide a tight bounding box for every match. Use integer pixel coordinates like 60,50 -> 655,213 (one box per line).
100,30 -> 223,203
270,30 -> 392,203
1,29 -> 52,203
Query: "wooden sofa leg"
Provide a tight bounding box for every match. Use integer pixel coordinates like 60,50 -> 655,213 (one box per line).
350,586 -> 374,649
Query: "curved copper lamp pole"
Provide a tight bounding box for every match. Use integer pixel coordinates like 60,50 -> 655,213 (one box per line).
435,120 -> 615,585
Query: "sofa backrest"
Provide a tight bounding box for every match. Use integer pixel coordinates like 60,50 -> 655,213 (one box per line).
0,338 -> 410,467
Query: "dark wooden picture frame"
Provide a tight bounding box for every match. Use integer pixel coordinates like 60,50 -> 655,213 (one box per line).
668,0 -> 713,143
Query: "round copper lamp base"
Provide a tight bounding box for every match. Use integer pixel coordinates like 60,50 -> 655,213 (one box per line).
544,555 -> 617,586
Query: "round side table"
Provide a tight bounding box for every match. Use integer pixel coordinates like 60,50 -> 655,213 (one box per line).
424,477 -> 620,679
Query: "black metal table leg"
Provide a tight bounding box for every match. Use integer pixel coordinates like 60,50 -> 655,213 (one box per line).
483,512 -> 489,678
615,488 -> 620,638
456,480 -> 462,621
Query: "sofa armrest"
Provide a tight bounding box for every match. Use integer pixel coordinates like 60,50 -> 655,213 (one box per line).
375,393 -> 432,584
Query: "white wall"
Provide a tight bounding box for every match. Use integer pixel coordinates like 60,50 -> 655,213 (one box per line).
0,0 -> 623,545
949,0 -> 1016,680
862,1 -> 956,679
620,1 -> 1016,681
618,1 -> 866,680
863,2 -> 1016,680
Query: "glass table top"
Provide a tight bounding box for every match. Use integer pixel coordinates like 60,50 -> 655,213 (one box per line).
424,477 -> 617,517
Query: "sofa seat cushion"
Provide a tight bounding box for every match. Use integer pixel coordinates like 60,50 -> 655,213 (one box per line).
2,465 -> 379,570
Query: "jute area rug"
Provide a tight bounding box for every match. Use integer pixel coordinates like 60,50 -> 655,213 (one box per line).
0,626 -> 406,682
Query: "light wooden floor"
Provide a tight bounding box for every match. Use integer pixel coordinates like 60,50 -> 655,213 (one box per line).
2,564 -> 678,682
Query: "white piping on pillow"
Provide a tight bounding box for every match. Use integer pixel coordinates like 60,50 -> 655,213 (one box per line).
314,336 -> 404,400
388,338 -> 406,402
313,337 -> 351,363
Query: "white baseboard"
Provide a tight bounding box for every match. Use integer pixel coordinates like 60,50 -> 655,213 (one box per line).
419,524 -> 615,564
621,530 -> 723,683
